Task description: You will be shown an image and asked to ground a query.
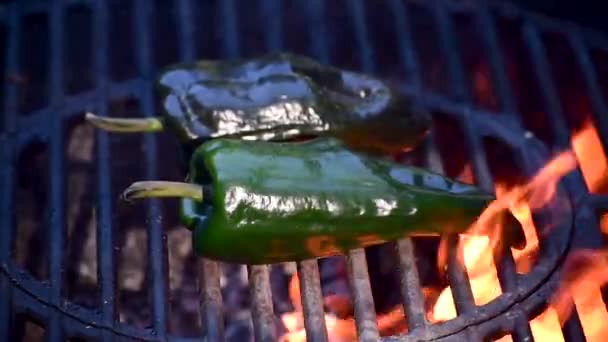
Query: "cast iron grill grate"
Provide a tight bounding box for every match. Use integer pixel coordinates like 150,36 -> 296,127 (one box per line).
1,0 -> 608,341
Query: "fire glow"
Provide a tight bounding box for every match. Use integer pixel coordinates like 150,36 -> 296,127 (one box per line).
278,120 -> 608,341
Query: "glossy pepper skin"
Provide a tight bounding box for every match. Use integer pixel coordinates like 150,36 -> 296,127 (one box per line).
179,138 -> 495,265
157,52 -> 432,157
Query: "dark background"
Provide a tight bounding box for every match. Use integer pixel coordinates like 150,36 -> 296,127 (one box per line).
507,0 -> 606,32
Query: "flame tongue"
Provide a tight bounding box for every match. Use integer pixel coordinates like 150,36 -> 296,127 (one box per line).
278,119 -> 608,342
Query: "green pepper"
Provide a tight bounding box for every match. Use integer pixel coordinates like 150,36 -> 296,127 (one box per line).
85,52 -> 431,157
121,138 -> 521,265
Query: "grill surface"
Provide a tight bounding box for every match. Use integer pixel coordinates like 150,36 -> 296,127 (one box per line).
1,0 -> 608,341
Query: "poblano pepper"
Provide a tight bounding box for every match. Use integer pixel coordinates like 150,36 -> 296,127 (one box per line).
85,52 -> 431,157
121,138 -> 522,265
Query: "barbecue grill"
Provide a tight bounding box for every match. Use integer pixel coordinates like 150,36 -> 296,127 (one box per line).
2,0 -> 608,341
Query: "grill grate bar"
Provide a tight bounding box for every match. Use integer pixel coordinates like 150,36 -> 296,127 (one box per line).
247,265 -> 276,341
260,0 -> 282,53
173,1 -> 224,340
134,0 -> 169,335
0,147 -> 12,340
429,2 -> 480,337
346,248 -> 381,340
297,260 -> 329,342
220,0 -> 240,59
216,1 -> 281,339
0,4 -> 19,334
462,116 -> 535,340
0,1 -> 19,262
476,5 -> 518,117
422,134 -> 481,341
15,79 -> 143,160
569,30 -> 608,157
522,22 -> 572,150
304,0 -> 329,64
590,194 -> 608,209
522,20 -> 598,342
286,3 -> 333,342
394,239 -> 427,330
387,1 -> 430,328
388,0 -> 421,89
386,1 -> 430,328
346,0 -> 375,74
176,0 -> 195,62
2,4 -> 19,134
343,1 -> 383,339
431,0 -> 469,102
92,0 -> 115,340
460,6 -> 559,340
46,0 -> 66,340
199,259 -> 224,341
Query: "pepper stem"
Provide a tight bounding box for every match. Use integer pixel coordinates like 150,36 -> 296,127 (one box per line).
85,112 -> 164,133
121,181 -> 203,202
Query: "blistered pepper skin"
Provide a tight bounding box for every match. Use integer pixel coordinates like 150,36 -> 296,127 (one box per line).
156,52 -> 431,156
179,138 -> 494,265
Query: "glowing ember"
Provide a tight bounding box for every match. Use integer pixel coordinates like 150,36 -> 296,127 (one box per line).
279,273 -> 411,342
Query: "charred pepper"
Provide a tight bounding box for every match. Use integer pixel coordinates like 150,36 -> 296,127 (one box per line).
121,138 -> 512,265
85,52 -> 431,157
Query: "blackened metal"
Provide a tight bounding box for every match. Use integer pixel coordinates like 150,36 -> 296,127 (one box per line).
2,3 -> 19,134
93,0 -> 115,340
388,0 -> 428,329
346,248 -> 380,341
134,0 -> 168,335
387,0 -> 421,88
0,2 -> 19,339
244,5 -> 284,341
494,255 -> 534,342
383,145 -> 575,341
445,236 -> 479,325
464,21 -> 533,340
345,0 -> 375,73
304,0 -> 329,63
0,144 -> 14,342
460,112 -> 535,340
476,4 -> 518,116
14,78 -> 143,149
199,259 -> 224,341
0,1 -> 601,341
422,132 -> 479,341
173,0 -> 224,339
247,265 -> 276,342
522,22 -> 572,150
297,259 -> 329,342
290,3 -> 331,341
344,3 -> 382,339
569,30 -> 608,158
513,18 -> 597,334
560,298 -> 587,342
260,0 -> 282,52
522,20 -> 608,245
590,194 -> 608,209
395,239 -> 428,330
47,0 -> 66,340
220,0 -> 240,59
176,0 -> 195,62
431,0 -> 469,101
5,256 -> 166,340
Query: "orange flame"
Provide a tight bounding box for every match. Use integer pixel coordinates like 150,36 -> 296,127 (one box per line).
279,119 -> 608,342
433,150 -> 578,323
280,273 -> 412,342
572,120 -> 608,193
